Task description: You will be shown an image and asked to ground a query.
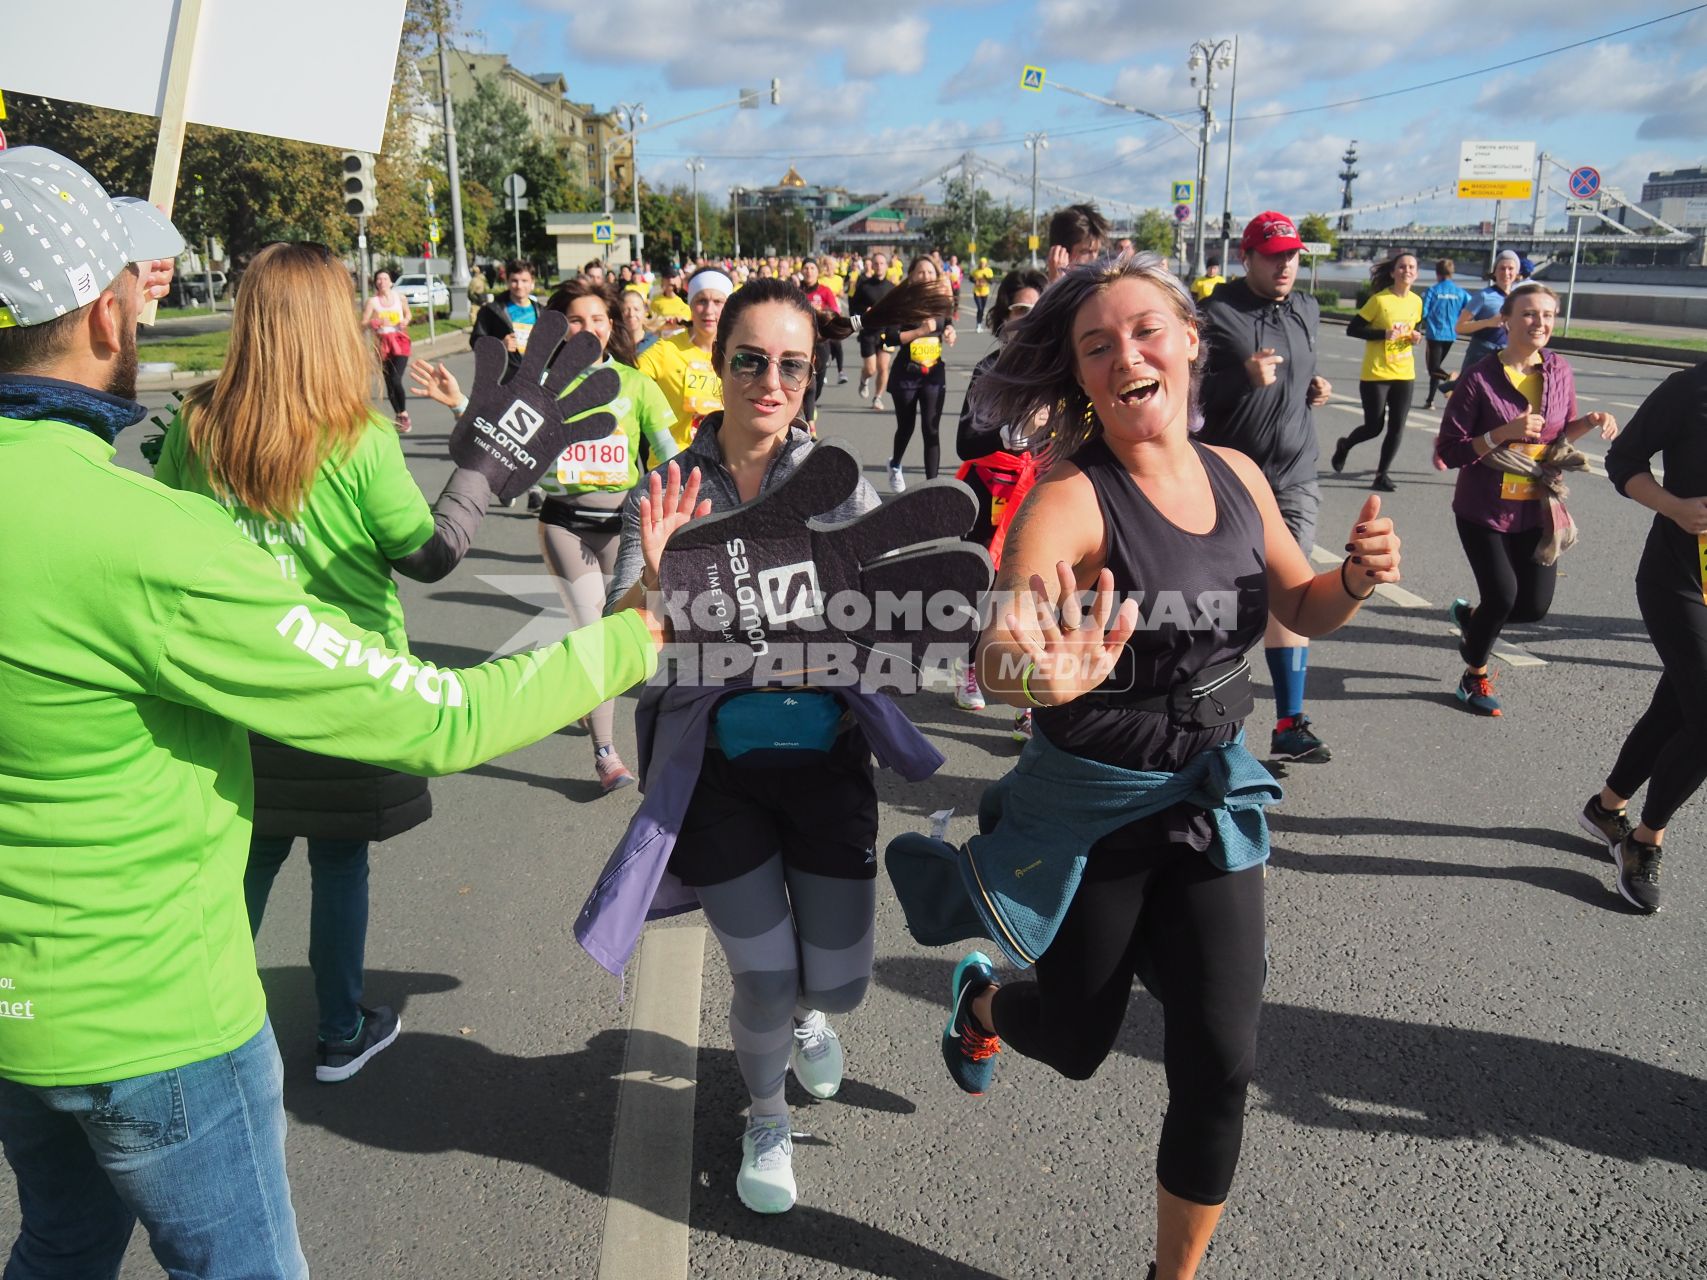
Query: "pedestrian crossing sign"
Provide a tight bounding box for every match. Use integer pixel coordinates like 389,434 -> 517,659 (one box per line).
1020,66 -> 1046,92
593,219 -> 614,244
1172,180 -> 1193,205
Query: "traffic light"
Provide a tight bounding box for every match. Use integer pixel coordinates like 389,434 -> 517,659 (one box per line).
770,78 -> 781,106
341,152 -> 377,219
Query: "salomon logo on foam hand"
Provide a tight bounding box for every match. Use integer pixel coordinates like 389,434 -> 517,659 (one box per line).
497,399 -> 545,443
759,562 -> 823,626
275,606 -> 464,706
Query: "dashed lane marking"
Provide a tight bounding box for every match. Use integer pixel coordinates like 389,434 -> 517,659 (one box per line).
596,926 -> 706,1280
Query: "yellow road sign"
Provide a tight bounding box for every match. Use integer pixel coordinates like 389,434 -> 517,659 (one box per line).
0,89 -> 7,121
593,219 -> 615,244
1027,234 -> 1039,251
1020,66 -> 1045,92
1456,179 -> 1533,200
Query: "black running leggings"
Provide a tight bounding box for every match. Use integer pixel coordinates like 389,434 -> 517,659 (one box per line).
381,354 -> 409,417
890,381 -> 946,479
1424,339 -> 1454,399
1455,518 -> 1557,667
990,831 -> 1265,1206
1606,582 -> 1707,831
1342,379 -> 1414,476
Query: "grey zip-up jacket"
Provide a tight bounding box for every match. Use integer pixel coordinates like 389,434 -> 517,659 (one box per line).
1196,279 -> 1322,493
606,415 -> 880,609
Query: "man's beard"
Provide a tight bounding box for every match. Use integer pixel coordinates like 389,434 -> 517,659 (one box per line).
107,318 -> 139,401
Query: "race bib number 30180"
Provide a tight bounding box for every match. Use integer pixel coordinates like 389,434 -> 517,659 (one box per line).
557,431 -> 631,488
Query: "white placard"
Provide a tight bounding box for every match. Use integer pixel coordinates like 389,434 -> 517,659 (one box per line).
1458,140 -> 1536,183
0,0 -> 407,152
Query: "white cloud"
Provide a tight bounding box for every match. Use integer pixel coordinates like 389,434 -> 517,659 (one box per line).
939,38 -> 1018,103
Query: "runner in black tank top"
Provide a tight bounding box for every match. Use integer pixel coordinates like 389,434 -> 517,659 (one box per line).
941,258 -> 1404,1279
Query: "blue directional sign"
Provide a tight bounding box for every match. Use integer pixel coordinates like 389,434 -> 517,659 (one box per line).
1568,166 -> 1601,200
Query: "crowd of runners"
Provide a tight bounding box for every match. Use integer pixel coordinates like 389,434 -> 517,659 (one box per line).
1,140 -> 1703,1280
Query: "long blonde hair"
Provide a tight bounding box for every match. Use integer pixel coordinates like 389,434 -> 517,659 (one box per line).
182,242 -> 376,520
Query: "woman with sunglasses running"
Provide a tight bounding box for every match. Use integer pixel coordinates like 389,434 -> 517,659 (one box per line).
409,279 -> 680,792
594,276 -> 954,1216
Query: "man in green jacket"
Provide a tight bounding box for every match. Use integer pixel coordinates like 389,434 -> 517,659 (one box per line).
0,147 -> 666,1278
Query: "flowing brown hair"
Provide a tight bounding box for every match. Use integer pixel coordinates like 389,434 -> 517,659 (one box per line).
180,242 -> 376,520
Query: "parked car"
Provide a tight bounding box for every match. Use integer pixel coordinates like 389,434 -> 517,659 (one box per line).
167,270 -> 228,307
394,274 -> 451,313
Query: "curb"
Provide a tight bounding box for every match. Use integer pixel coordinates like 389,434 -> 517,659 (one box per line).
1317,312 -> 1699,369
136,325 -> 473,391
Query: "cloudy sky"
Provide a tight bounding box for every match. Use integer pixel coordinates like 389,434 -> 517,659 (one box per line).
454,0 -> 1707,230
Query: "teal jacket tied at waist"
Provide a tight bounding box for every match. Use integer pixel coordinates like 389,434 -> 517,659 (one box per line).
961,724 -> 1281,968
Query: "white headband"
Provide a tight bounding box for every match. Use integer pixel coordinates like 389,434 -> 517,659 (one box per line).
687,269 -> 734,300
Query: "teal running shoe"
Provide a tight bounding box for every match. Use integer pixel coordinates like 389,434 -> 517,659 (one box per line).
941,951 -> 1001,1095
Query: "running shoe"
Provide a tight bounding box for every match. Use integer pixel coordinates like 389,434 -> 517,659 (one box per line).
952,657 -> 986,710
941,952 -> 1001,1095
1012,709 -> 1032,742
789,1011 -> 844,1099
1456,669 -> 1502,717
872,394 -> 886,412
888,464 -> 906,493
1578,795 -> 1633,863
1271,714 -> 1331,763
396,411 -> 412,434
736,1115 -> 796,1214
836,372 -> 849,385
1371,474 -> 1397,492
1330,437 -> 1350,473
858,375 -> 870,399
316,1005 -> 401,1083
1613,833 -> 1663,914
595,749 -> 637,794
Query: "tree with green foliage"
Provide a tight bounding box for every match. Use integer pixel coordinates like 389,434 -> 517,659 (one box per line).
1296,213 -> 1338,255
1131,208 -> 1177,256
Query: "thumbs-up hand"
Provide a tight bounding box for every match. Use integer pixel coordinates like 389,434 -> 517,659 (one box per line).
1244,347 -> 1285,388
1341,493 -> 1402,598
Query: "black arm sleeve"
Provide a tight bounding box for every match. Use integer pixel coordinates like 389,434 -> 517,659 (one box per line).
1606,370 -> 1685,497
1344,316 -> 1383,342
389,469 -> 493,583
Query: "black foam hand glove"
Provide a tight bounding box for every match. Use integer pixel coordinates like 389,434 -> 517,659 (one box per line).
448,312 -> 621,504
658,441 -> 992,690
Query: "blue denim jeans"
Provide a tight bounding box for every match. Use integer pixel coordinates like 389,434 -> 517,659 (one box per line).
0,1020 -> 307,1279
246,836 -> 369,1042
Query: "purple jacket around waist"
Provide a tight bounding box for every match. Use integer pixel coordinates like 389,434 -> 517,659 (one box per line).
574,681 -> 945,975
1437,349 -> 1578,534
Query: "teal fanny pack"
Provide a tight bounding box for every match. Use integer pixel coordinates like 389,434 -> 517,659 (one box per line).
713,691 -> 844,761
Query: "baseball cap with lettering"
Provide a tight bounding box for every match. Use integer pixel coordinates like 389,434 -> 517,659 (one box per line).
0,146 -> 184,329
1240,211 -> 1304,256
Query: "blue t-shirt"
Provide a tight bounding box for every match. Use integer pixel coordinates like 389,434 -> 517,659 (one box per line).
1420,279 -> 1471,342
1462,285 -> 1509,358
505,300 -> 541,354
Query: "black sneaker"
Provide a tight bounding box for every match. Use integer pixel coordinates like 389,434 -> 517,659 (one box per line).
1371,474 -> 1397,492
1330,437 -> 1350,473
1271,714 -> 1331,762
316,1005 -> 401,1082
1614,835 -> 1662,914
1578,796 -> 1633,864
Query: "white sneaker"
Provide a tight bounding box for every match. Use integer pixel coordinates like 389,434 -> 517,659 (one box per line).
858,375 -> 870,399
789,1011 -> 844,1099
872,394 -> 886,412
888,464 -> 906,493
953,657 -> 986,710
737,1115 -> 796,1214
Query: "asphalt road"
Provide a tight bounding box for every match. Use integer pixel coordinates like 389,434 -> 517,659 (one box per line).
7,304 -> 1705,1278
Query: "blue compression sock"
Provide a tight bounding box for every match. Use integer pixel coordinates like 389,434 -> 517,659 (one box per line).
1266,646 -> 1308,722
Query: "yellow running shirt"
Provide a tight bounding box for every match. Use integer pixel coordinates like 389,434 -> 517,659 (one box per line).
972,265 -> 994,297
637,330 -> 722,449
1356,288 -> 1424,381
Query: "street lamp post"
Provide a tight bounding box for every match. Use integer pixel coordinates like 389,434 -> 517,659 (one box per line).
608,102 -> 647,265
1217,35 -> 1239,272
1186,38 -> 1235,279
434,16 -> 470,288
686,158 -> 706,260
731,187 -> 744,258
1023,131 -> 1048,267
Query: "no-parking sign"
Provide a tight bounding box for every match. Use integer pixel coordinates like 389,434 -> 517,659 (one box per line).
1568,166 -> 1601,200
1174,203 -> 1192,222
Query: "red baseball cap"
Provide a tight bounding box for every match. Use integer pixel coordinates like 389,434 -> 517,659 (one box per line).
1241,212 -> 1304,255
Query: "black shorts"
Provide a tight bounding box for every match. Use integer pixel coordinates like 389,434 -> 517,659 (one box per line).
858,331 -> 897,359
668,728 -> 879,887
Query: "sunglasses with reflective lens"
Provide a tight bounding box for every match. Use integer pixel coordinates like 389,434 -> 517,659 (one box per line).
727,351 -> 813,391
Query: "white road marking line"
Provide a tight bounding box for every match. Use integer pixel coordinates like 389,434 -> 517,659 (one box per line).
597,926 -> 706,1280
1309,545 -> 1433,610
1444,624 -> 1548,669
